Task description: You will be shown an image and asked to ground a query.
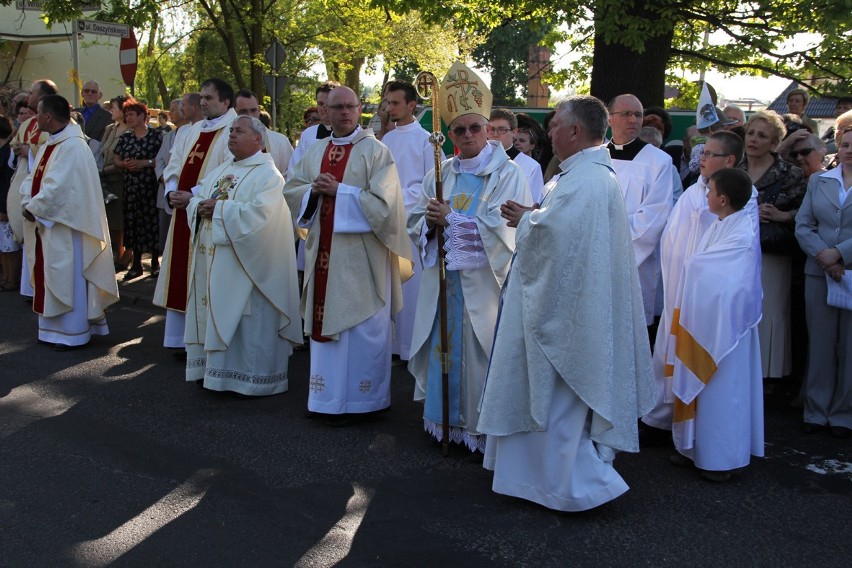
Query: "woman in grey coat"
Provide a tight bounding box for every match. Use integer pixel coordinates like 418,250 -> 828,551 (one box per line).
795,127 -> 852,438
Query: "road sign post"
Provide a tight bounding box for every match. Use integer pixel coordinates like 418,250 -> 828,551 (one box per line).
264,39 -> 287,130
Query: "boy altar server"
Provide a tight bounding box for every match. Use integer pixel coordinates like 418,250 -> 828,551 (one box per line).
670,168 -> 764,482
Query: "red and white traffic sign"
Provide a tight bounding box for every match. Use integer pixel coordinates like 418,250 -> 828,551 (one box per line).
119,30 -> 138,87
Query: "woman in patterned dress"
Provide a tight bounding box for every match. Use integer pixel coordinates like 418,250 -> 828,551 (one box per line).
114,100 -> 162,280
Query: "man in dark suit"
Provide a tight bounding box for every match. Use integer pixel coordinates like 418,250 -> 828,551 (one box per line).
75,80 -> 112,142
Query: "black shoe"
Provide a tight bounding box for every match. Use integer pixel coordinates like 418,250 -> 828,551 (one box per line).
669,453 -> 695,468
700,469 -> 733,483
324,414 -> 352,427
829,426 -> 852,439
801,422 -> 825,435
172,350 -> 187,362
54,343 -> 82,352
123,268 -> 143,281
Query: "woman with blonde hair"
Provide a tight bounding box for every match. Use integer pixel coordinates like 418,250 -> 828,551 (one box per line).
738,110 -> 806,383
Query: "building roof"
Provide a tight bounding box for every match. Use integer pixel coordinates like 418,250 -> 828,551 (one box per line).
767,81 -> 843,119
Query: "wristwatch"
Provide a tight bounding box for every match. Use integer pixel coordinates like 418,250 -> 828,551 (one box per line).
147,159 -> 153,166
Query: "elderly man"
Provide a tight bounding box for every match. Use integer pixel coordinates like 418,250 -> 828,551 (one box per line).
408,63 -> 529,451
155,78 -> 237,354
184,116 -> 302,395
380,79 -> 439,361
488,107 -> 544,203
607,94 -> 676,335
478,95 -> 655,511
234,89 -> 294,177
20,95 -> 119,350
283,86 -> 411,422
642,131 -> 760,442
74,80 -> 111,142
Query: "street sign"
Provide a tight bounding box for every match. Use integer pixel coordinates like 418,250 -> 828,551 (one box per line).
76,19 -> 130,39
263,75 -> 288,102
119,31 -> 138,88
265,40 -> 286,73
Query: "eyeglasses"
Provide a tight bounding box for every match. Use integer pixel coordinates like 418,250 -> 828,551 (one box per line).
488,126 -> 511,135
612,111 -> 643,119
701,151 -> 730,159
328,104 -> 359,111
788,147 -> 815,159
451,123 -> 485,136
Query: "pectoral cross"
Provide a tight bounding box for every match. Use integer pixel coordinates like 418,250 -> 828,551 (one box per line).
187,143 -> 205,165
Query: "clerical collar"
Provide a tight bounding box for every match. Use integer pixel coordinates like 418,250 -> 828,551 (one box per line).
559,144 -> 607,172
505,145 -> 520,160
607,137 -> 646,161
203,113 -> 229,129
317,124 -> 332,140
48,124 -> 68,141
453,140 -> 495,175
331,125 -> 361,145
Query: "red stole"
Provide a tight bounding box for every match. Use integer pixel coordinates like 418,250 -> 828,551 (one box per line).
164,130 -> 219,311
311,142 -> 353,342
30,143 -> 59,315
25,118 -> 42,145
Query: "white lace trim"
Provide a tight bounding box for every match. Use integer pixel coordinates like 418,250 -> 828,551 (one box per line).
424,419 -> 486,453
444,212 -> 487,270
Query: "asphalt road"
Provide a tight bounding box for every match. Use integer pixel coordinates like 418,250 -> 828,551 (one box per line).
1,275 -> 850,567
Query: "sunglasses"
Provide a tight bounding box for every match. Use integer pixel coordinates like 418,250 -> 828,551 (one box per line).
451,123 -> 485,136
789,148 -> 815,159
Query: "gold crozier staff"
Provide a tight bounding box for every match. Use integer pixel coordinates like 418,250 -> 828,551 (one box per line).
415,71 -> 451,456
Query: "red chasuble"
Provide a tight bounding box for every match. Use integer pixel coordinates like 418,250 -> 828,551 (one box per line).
311,142 -> 353,342
30,143 -> 59,315
164,130 -> 220,311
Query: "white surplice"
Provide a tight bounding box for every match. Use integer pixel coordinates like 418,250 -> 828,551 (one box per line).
670,208 -> 764,471
382,120 -> 438,360
643,178 -> 760,429
609,141 -> 676,324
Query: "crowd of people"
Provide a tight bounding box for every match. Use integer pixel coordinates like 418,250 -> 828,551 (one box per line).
1,69 -> 850,514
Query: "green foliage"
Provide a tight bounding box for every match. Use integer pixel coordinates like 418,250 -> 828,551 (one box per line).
471,17 -> 562,105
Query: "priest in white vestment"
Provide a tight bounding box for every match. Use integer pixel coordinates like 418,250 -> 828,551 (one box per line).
670,168 -> 764,481
408,64 -> 529,451
607,94 -> 676,327
381,80 -> 441,361
10,80 -> 55,297
184,116 -> 302,395
20,95 -> 119,349
283,87 -> 412,420
234,89 -> 293,177
643,131 -> 761,435
478,95 -> 656,511
155,78 -> 237,350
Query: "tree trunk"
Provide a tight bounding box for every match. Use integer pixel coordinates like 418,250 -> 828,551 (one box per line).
249,0 -> 264,97
590,8 -> 674,107
344,56 -> 364,95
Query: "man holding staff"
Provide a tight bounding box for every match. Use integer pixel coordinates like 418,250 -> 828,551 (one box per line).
408,63 -> 529,452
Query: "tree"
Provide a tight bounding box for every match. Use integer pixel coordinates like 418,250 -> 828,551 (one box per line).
471,18 -> 559,106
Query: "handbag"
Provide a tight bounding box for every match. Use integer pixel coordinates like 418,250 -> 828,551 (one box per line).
758,177 -> 798,255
